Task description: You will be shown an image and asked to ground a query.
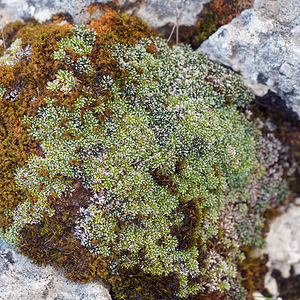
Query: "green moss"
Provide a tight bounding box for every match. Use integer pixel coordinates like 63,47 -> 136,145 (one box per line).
0,10 -> 285,300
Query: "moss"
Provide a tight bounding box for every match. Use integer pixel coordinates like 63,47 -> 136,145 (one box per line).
0,8 -> 154,285
0,9 -> 286,300
237,249 -> 268,296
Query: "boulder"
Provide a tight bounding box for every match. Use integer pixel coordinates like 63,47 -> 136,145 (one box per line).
0,239 -> 111,300
199,0 -> 300,117
0,0 -> 210,28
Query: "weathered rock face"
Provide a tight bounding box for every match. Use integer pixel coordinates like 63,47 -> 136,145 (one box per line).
0,0 -> 101,24
266,203 -> 300,277
0,0 -> 210,28
199,0 -> 300,117
0,239 -> 111,300
253,202 -> 300,298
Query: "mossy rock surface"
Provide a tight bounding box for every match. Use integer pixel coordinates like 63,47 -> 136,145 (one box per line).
0,10 -> 286,299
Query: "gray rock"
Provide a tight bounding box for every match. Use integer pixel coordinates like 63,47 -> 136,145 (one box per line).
265,204 -> 300,279
124,0 -> 210,28
252,204 -> 300,297
0,239 -> 111,300
0,0 -> 210,28
199,0 -> 300,117
0,0 -> 104,24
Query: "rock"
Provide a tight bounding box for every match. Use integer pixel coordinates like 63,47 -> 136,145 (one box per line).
257,204 -> 300,297
295,197 -> 300,206
124,0 -> 210,28
0,0 -> 210,28
199,0 -> 300,117
265,204 -> 300,279
251,203 -> 300,297
264,272 -> 279,298
0,239 -> 111,300
0,0 -> 101,24
253,291 -> 282,300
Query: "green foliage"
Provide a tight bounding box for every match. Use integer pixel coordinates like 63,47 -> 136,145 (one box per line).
46,69 -> 76,93
53,25 -> 96,75
0,87 -> 5,99
0,38 -> 31,67
0,15 -> 285,300
57,25 -> 96,55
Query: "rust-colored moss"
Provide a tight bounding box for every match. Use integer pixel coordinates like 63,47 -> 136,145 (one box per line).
238,249 -> 269,299
85,1 -> 120,16
89,9 -> 156,45
0,22 -> 73,229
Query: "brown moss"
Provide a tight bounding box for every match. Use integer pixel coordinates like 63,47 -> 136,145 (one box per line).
109,266 -> 180,300
89,9 -> 156,45
0,22 -> 74,229
0,21 -> 26,56
85,1 -> 120,16
49,12 -> 74,25
238,249 -> 268,299
20,179 -> 109,282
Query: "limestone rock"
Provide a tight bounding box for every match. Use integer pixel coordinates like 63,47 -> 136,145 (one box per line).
123,0 -> 210,28
265,204 -> 300,279
0,239 -> 111,300
199,0 -> 300,117
0,0 -> 103,24
0,0 -> 210,28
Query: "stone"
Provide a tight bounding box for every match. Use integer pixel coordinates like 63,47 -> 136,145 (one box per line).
251,203 -> 300,297
265,205 -> 300,278
264,272 -> 279,298
0,239 -> 111,300
253,291 -> 282,300
0,0 -> 210,28
0,0 -> 101,24
258,204 -> 300,297
124,0 -> 210,28
199,0 -> 300,117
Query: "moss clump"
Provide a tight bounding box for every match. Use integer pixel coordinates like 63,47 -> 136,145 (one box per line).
0,10 -> 285,299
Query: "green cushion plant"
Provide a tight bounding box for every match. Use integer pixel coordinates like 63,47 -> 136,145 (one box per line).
0,12 -> 287,299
